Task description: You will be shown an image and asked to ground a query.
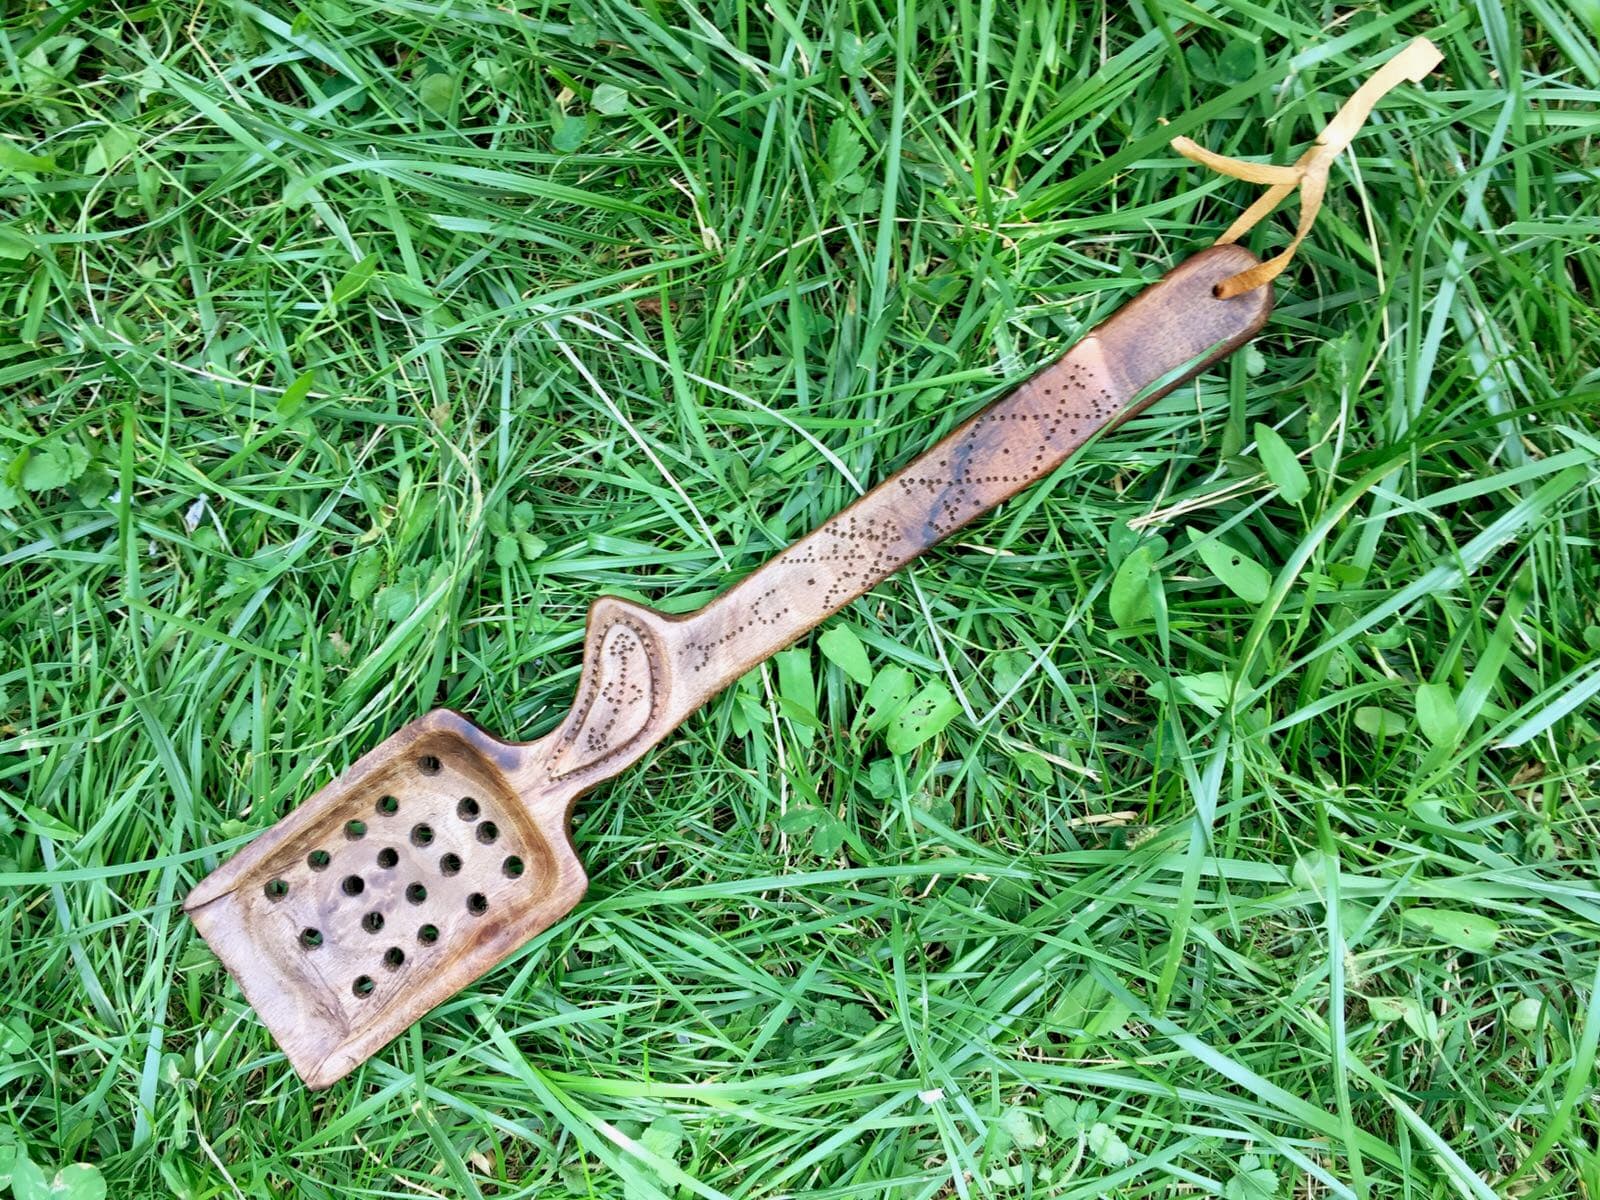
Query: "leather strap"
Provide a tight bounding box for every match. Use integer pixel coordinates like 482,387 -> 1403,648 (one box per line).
1171,36 -> 1443,298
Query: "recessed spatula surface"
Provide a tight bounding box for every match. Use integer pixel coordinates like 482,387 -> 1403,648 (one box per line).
185,247 -> 1272,1088
185,712 -> 587,1087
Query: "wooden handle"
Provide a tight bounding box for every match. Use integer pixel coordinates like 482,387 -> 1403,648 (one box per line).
528,246 -> 1271,795
676,245 -> 1270,693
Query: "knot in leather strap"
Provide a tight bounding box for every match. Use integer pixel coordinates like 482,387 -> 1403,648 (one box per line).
1171,36 -> 1444,299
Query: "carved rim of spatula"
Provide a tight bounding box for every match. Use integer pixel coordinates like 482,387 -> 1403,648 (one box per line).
186,246 -> 1274,1089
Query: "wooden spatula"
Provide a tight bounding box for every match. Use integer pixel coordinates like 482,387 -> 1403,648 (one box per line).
186,245 -> 1271,1088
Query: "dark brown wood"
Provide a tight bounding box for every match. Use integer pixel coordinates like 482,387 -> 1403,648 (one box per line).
186,245 -> 1272,1088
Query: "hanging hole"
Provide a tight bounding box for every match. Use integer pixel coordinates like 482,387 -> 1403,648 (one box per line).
411,823 -> 434,847
383,947 -> 405,970
457,796 -> 480,821
352,975 -> 375,998
418,924 -> 439,945
341,875 -> 365,896
264,879 -> 290,901
466,892 -> 488,916
362,911 -> 384,934
417,754 -> 442,775
1211,283 -> 1225,299
307,850 -> 331,871
377,847 -> 399,869
406,883 -> 428,905
300,928 -> 323,949
377,795 -> 400,816
475,821 -> 499,845
502,856 -> 524,878
439,853 -> 462,877
345,819 -> 367,839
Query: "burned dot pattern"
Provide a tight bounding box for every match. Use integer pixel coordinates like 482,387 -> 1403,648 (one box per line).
681,358 -> 1121,676
584,630 -> 647,754
553,618 -> 660,779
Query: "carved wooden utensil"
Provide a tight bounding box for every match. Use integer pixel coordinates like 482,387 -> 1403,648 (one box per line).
186,245 -> 1271,1087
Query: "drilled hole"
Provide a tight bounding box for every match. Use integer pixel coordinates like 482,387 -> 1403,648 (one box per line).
406,883 -> 428,905
300,928 -> 323,949
352,975 -> 375,998
418,924 -> 439,945
411,823 -> 434,847
475,821 -> 499,845
377,847 -> 399,869
362,911 -> 384,934
377,795 -> 400,816
383,947 -> 405,970
440,853 -> 462,876
466,892 -> 488,916
417,754 -> 442,775
345,819 -> 367,839
457,796 -> 480,820
264,878 -> 290,901
502,856 -> 524,878
341,875 -> 365,896
307,850 -> 331,871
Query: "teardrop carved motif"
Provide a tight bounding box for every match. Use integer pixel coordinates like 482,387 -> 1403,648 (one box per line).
547,618 -> 659,780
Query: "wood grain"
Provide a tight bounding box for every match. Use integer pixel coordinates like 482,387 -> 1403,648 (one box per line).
186,245 -> 1272,1088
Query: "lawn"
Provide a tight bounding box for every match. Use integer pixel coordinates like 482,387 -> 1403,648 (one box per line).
3,1 -> 1599,1197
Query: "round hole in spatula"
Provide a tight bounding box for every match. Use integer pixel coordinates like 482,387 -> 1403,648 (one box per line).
466,892 -> 488,916
352,975 -> 375,998
377,795 -> 399,816
417,924 -> 439,945
362,911 -> 384,934
345,819 -> 367,840
307,849 -> 331,871
300,928 -> 323,949
341,874 -> 365,896
264,878 -> 290,901
457,797 -> 480,821
410,823 -> 434,847
417,754 -> 442,775
406,883 -> 428,905
377,847 -> 399,869
475,821 -> 499,845
439,853 -> 462,877
502,856 -> 524,878
383,947 -> 405,970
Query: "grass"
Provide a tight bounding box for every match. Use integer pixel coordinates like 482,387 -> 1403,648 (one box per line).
2,0 -> 1599,1196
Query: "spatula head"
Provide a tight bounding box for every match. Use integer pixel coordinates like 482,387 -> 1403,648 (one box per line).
185,709 -> 585,1088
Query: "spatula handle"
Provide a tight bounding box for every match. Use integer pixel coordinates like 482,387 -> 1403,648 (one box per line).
536,246 -> 1270,791
673,245 -> 1271,698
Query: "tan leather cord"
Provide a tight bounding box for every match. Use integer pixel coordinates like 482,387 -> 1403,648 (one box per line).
1171,36 -> 1443,299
